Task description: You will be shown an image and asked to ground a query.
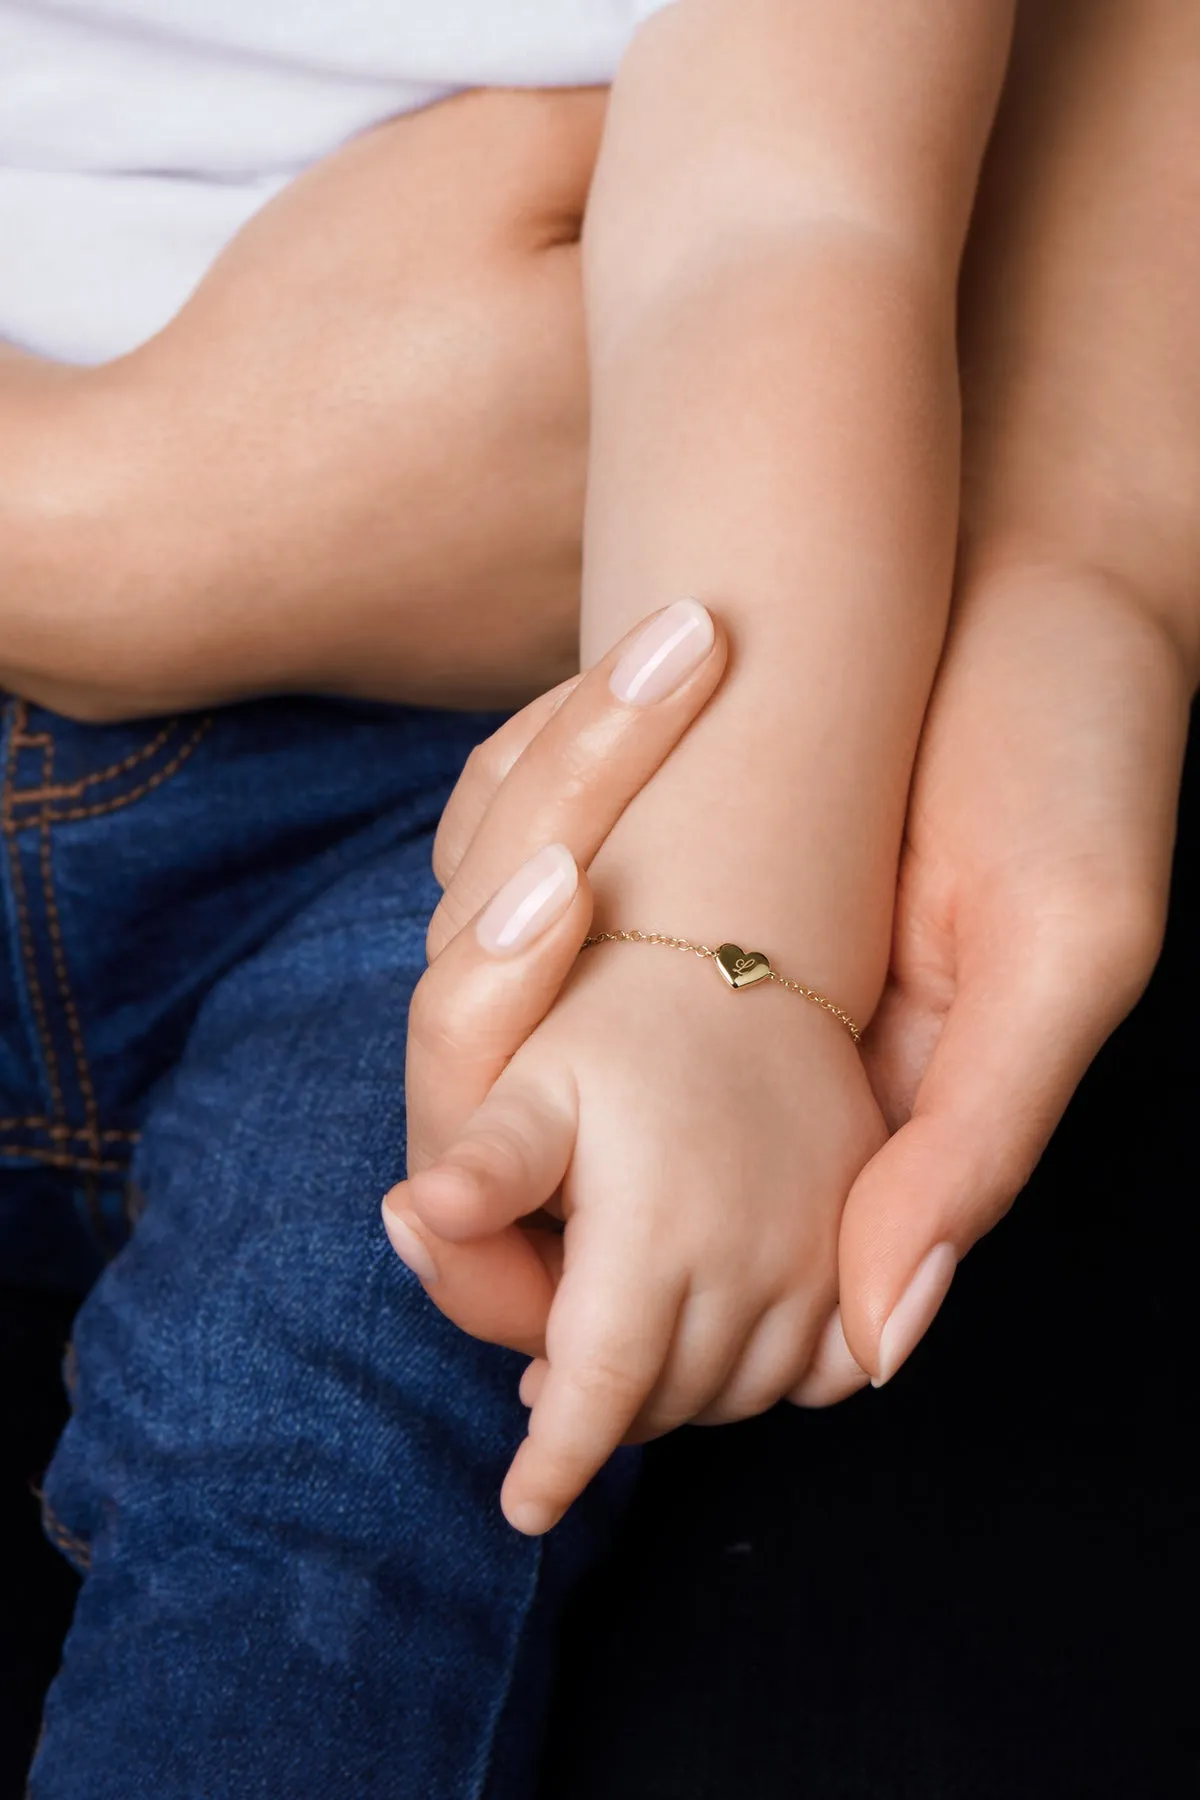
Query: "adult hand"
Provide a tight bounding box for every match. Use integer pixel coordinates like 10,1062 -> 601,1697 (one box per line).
382,602 -> 727,1364
502,572 -> 1193,1421
402,0 -> 1200,1429
383,564 -> 1192,1434
821,567 -> 1190,1392
806,0 -> 1200,1392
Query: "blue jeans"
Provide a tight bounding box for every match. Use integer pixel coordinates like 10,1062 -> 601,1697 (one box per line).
0,696 -> 637,1799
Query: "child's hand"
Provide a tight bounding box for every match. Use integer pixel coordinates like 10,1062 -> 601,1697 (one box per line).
413,939 -> 884,1536
385,601 -> 730,1358
386,602 -> 883,1533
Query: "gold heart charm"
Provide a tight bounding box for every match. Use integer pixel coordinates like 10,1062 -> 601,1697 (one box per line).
714,943 -> 773,990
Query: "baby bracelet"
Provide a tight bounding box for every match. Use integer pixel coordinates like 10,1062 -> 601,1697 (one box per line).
580,931 -> 862,1044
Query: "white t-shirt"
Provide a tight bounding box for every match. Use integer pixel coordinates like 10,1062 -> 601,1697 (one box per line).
0,2 -> 673,364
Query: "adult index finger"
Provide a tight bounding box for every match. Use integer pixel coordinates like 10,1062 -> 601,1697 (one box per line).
427,599 -> 725,959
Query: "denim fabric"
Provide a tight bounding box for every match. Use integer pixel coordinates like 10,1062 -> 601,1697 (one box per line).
0,696 -> 638,1799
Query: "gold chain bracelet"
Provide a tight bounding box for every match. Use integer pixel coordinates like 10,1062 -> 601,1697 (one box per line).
580,930 -> 861,1044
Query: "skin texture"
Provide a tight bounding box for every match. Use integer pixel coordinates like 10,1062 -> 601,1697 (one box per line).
387,611 -> 731,1359
6,0 -> 1197,1524
386,609 -> 870,1415
833,0 -> 1200,1373
0,89 -> 605,716
403,0 -> 1016,1533
8,3 -> 1013,1531
399,0 -> 1200,1466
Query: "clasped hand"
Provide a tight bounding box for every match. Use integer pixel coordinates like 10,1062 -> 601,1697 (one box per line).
385,576 -> 1189,1536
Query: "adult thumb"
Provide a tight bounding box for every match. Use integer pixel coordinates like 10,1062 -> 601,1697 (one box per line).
839,924 -> 1157,1385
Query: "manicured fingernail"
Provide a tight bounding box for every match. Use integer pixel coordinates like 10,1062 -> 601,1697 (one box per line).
872,1242 -> 957,1388
475,843 -> 578,956
608,599 -> 714,705
381,1204 -> 440,1286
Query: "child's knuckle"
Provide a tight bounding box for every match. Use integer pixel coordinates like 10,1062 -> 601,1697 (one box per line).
568,1353 -> 644,1411
461,1118 -> 530,1184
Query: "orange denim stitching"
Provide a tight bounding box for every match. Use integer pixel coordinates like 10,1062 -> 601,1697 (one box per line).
3,699 -> 142,1189
40,783 -> 102,1158
0,1143 -> 126,1175
43,717 -> 213,824
2,705 -> 67,1127
10,727 -> 53,752
0,1119 -> 137,1141
5,720 -> 179,802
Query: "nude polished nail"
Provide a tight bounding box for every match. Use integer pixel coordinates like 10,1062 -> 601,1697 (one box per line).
382,1207 -> 440,1286
608,599 -> 715,705
872,1242 -> 957,1388
475,843 -> 578,956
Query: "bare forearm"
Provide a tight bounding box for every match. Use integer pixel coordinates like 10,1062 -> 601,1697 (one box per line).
959,0 -> 1200,682
580,0 -> 1013,1020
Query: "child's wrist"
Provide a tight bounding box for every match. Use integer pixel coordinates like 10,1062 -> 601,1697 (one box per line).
588,824 -> 896,1031
585,665 -> 918,1027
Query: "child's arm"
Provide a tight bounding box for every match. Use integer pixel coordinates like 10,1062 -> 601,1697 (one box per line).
0,89 -> 603,719
578,0 -> 1014,1025
405,0 -> 1015,1535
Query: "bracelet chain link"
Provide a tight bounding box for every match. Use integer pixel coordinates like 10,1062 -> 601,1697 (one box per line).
580,929 -> 861,1044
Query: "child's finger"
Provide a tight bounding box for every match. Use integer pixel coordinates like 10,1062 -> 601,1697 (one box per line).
624,1289 -> 759,1438
786,1307 -> 870,1408
687,1295 -> 824,1427
427,599 -> 725,958
432,675 -> 583,889
500,1221 -> 686,1534
406,1066 -> 577,1242
522,1284 -> 861,1438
